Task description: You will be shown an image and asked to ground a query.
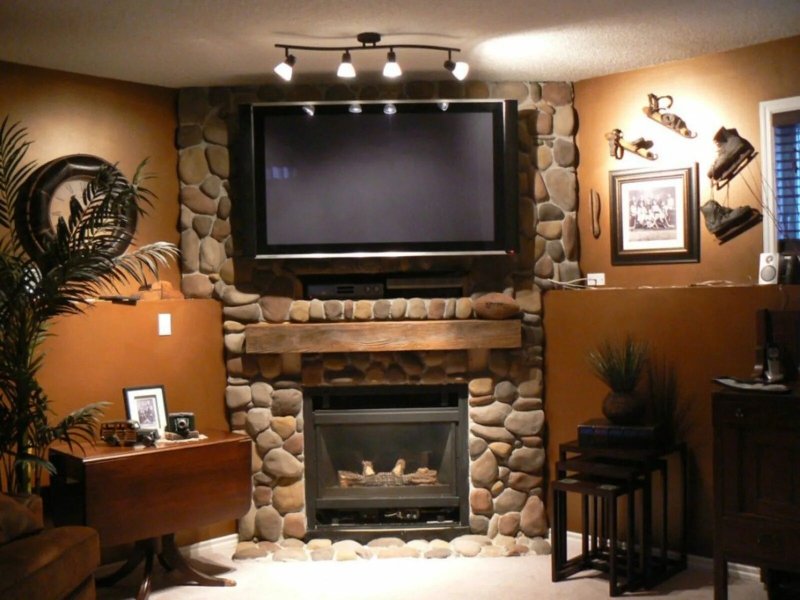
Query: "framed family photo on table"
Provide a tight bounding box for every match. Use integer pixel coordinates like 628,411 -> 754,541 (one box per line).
123,385 -> 168,438
609,164 -> 699,265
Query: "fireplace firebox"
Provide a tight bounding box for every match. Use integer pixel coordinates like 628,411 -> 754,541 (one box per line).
303,384 -> 470,540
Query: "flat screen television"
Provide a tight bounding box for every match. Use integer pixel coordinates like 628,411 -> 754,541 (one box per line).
231,99 -> 518,260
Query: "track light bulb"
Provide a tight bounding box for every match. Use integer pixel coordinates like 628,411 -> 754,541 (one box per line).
383,50 -> 402,78
302,104 -> 315,116
383,103 -> 397,115
337,51 -> 356,78
444,59 -> 469,81
348,103 -> 362,114
274,54 -> 296,81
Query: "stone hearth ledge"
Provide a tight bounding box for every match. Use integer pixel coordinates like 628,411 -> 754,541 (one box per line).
233,534 -> 552,562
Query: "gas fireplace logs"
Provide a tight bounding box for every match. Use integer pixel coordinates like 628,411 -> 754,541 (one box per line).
338,458 -> 438,488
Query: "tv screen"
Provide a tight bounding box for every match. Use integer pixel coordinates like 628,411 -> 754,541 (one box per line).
232,99 -> 518,259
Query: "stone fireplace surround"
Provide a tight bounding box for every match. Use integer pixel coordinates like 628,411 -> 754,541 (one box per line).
175,79 -> 578,545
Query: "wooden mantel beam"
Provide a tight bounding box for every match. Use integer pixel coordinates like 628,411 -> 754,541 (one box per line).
244,320 -> 521,354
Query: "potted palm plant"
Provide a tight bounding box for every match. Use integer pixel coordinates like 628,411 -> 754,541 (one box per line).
587,336 -> 649,425
0,117 -> 179,495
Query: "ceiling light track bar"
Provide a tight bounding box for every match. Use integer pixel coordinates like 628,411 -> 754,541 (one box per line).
272,31 -> 469,82
274,43 -> 461,54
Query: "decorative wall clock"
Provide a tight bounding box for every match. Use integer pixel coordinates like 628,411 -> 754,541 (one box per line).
14,154 -> 137,263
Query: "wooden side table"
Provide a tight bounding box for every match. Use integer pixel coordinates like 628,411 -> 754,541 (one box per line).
552,440 -> 687,592
49,430 -> 251,600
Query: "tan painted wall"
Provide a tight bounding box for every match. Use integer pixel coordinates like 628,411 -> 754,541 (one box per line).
0,60 -> 181,293
0,62 -> 231,544
574,36 -> 800,288
550,35 -> 800,558
545,285 -> 800,557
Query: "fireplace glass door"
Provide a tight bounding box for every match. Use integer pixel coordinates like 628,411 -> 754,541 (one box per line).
304,385 -> 468,536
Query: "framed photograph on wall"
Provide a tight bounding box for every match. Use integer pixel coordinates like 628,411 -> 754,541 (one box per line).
609,164 -> 699,265
123,385 -> 168,438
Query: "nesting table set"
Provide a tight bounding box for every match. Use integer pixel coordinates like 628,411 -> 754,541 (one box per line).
551,439 -> 687,596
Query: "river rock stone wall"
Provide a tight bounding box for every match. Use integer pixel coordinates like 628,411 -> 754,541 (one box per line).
175,80 -> 578,543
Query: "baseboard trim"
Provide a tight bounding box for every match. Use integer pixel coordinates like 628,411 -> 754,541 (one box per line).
181,533 -> 238,555
563,531 -> 760,582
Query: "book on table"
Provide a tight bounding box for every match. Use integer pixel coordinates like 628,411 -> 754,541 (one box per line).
578,418 -> 664,448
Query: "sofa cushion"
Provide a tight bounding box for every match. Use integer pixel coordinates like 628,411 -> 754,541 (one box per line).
0,493 -> 44,545
0,525 -> 99,600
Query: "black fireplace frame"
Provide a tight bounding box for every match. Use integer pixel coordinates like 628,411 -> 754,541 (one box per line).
303,384 -> 470,541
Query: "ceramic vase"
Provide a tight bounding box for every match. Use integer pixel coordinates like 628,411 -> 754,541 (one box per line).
602,391 -> 646,425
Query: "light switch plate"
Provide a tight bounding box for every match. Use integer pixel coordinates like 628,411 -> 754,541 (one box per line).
158,313 -> 172,336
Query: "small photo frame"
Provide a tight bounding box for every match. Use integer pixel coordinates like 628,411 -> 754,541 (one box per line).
123,385 -> 168,438
609,164 -> 700,265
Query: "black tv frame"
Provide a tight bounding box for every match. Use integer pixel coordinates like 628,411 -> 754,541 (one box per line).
230,99 -> 519,261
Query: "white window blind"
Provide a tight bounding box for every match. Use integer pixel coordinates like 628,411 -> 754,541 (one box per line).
774,110 -> 800,250
760,96 -> 800,254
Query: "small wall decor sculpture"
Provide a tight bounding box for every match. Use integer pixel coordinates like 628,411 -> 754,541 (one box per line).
590,189 -> 601,239
642,93 -> 697,138
604,128 -> 657,161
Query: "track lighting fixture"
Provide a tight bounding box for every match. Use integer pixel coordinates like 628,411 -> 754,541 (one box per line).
444,51 -> 469,81
302,104 -> 315,116
273,49 -> 296,82
337,51 -> 356,78
274,32 -> 468,81
383,103 -> 397,115
348,103 -> 362,114
382,50 -> 402,78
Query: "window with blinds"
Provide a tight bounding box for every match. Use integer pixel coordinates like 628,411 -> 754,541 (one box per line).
774,110 -> 800,252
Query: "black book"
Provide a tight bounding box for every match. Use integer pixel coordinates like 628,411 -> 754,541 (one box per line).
578,418 -> 664,448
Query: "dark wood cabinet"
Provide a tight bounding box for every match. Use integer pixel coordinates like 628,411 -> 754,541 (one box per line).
713,389 -> 800,600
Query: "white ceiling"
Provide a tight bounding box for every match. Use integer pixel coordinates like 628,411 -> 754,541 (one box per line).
1,0 -> 799,88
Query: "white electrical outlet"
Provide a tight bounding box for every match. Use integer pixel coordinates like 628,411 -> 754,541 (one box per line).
158,313 -> 172,336
587,273 -> 606,286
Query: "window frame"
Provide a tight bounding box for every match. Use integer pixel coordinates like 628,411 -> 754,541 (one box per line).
760,95 -> 800,253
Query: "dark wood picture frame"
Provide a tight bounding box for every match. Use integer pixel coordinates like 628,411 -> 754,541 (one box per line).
609,164 -> 699,265
123,385 -> 168,438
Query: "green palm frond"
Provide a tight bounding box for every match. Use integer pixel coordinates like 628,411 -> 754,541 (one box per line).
0,117 -> 37,231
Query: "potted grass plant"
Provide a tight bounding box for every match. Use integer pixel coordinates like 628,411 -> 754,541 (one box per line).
0,117 -> 179,495
587,336 -> 649,425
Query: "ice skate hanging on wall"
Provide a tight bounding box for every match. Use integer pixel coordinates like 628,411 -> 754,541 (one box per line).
707,126 -> 758,190
604,128 -> 658,161
642,94 -> 697,138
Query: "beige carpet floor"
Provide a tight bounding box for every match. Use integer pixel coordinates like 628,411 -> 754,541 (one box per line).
96,535 -> 767,600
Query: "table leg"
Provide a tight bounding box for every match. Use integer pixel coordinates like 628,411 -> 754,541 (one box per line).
96,539 -> 150,587
609,493 -> 619,596
159,533 -> 236,587
642,471 -> 652,585
626,488 -> 635,592
137,542 -> 155,600
714,553 -> 728,600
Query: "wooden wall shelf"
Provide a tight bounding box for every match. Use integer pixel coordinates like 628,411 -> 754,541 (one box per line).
244,320 -> 521,354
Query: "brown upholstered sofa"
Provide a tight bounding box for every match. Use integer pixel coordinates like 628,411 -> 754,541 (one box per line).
0,494 -> 100,600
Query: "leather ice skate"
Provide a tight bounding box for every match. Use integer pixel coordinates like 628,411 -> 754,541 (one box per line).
700,199 -> 762,244
604,128 -> 657,161
642,94 -> 697,138
707,127 -> 757,189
